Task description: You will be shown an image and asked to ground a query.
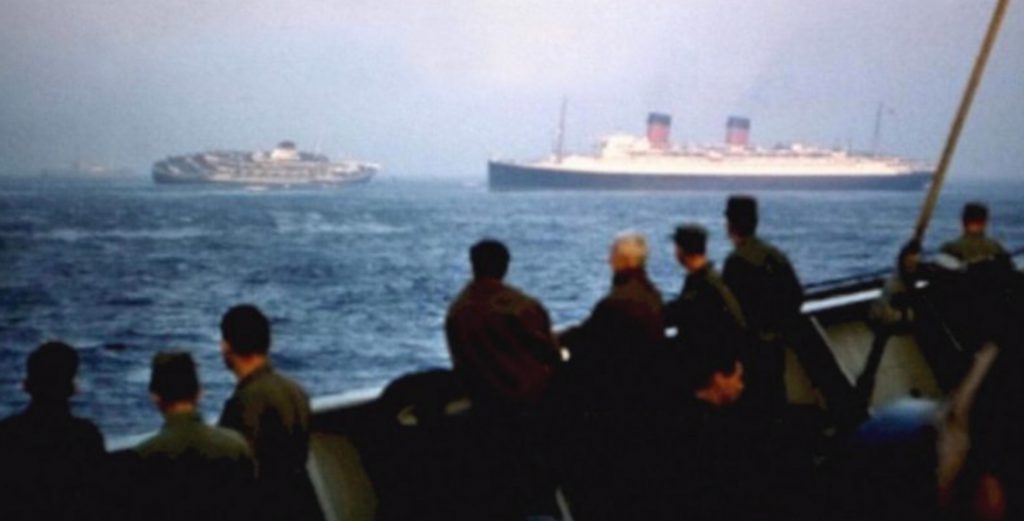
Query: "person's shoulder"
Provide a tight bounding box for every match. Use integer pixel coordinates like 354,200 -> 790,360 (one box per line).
727,238 -> 768,267
204,424 -> 254,458
74,415 -> 104,442
756,238 -> 792,266
495,281 -> 527,301
447,281 -> 476,308
705,268 -> 731,293
57,414 -> 104,449
985,236 -> 1008,254
0,410 -> 23,431
488,282 -> 546,315
939,236 -> 962,255
0,411 -> 26,444
235,370 -> 281,403
606,278 -> 662,312
263,368 -> 310,402
134,430 -> 170,456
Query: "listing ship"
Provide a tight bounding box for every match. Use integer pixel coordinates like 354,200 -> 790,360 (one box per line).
489,113 -> 933,191
152,141 -> 378,187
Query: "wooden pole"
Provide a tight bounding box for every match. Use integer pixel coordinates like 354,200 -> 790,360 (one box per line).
913,0 -> 1011,243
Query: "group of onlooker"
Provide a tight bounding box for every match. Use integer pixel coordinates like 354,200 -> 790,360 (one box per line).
0,305 -> 322,521
0,194 -> 1019,520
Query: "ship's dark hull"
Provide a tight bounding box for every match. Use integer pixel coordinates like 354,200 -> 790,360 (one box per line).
488,161 -> 933,191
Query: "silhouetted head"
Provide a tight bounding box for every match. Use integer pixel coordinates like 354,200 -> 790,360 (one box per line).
470,239 -> 510,280
609,231 -> 648,273
24,341 -> 78,401
673,224 -> 708,272
725,195 -> 758,238
962,201 -> 989,234
149,351 -> 200,407
221,304 -> 271,356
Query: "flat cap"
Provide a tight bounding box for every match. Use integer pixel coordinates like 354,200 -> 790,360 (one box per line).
672,224 -> 707,255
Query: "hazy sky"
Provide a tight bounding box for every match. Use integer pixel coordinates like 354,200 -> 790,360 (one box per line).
1,0 -> 1021,178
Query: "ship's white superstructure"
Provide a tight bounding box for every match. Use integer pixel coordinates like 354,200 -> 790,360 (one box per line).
153,141 -> 378,187
541,134 -> 925,177
489,114 -> 933,190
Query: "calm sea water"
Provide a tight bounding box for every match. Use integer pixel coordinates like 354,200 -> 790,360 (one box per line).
2,175 -> 1023,437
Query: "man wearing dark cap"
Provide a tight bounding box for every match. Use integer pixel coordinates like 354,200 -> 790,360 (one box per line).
722,195 -> 863,432
218,304 -> 323,521
722,195 -> 801,423
0,341 -> 105,521
665,224 -> 746,355
931,202 -> 1016,358
131,351 -> 254,521
939,202 -> 1010,266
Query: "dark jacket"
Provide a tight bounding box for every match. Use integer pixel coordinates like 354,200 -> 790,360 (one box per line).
0,401 -> 106,521
559,268 -> 664,412
219,364 -> 322,521
723,235 -> 803,340
445,277 -> 560,407
553,268 -> 666,519
933,233 -> 1016,353
665,263 -> 747,354
128,411 -> 255,521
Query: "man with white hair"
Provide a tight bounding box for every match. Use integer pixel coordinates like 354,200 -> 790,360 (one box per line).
559,231 -> 664,367
556,231 -> 665,520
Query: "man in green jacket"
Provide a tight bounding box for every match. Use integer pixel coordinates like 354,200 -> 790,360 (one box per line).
665,224 -> 747,355
722,195 -> 862,432
938,202 -> 1010,266
132,351 -> 254,521
218,304 -> 323,521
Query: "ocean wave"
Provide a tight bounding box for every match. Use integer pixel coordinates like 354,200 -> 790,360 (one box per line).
28,227 -> 208,242
270,211 -> 408,236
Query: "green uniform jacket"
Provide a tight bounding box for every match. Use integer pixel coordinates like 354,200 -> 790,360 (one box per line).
219,364 -> 323,521
723,235 -> 803,341
939,232 -> 1009,265
136,410 -> 253,461
130,411 -> 255,521
665,263 -> 747,354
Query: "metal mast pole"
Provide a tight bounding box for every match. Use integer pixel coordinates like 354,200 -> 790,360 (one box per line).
555,97 -> 567,163
871,102 -> 883,155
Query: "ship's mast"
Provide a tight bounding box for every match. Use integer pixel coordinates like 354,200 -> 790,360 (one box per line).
870,101 -> 884,155
555,97 -> 567,163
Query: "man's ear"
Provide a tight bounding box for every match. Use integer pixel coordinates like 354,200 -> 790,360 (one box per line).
150,393 -> 163,410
